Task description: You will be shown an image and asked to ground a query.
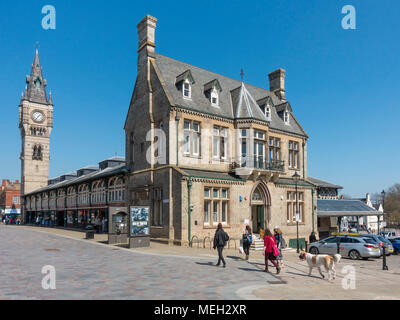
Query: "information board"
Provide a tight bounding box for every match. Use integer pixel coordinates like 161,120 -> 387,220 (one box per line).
130,206 -> 150,236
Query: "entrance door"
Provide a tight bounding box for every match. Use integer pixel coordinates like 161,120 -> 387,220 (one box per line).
252,205 -> 264,234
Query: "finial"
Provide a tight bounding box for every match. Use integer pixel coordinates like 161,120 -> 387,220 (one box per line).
240,69 -> 244,82
35,41 -> 40,53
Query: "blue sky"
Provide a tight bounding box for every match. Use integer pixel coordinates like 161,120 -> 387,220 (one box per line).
0,0 -> 399,197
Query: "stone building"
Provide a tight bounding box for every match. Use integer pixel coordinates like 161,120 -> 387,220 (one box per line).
124,15 -> 316,247
23,157 -> 128,234
19,49 -> 53,211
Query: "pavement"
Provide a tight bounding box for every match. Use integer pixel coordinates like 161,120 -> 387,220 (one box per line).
1,225 -> 400,300
0,225 -> 278,300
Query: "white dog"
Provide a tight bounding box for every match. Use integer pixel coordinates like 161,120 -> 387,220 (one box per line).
299,251 -> 341,280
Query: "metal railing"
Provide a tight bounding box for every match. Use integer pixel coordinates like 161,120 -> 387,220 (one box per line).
232,156 -> 285,172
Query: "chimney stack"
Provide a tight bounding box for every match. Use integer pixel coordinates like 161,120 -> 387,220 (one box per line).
268,68 -> 286,102
137,15 -> 157,54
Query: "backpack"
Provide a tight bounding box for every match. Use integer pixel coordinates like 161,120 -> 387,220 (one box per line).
243,234 -> 249,245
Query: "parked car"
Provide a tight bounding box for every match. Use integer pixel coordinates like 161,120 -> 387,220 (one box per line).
354,234 -> 394,256
388,238 -> 400,255
308,236 -> 381,260
380,231 -> 399,238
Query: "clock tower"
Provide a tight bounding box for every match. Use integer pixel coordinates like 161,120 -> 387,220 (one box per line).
19,49 -> 53,197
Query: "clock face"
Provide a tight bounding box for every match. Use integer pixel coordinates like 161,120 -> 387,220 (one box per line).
32,111 -> 44,123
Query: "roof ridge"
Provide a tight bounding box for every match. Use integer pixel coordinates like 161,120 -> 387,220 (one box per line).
155,52 -> 275,97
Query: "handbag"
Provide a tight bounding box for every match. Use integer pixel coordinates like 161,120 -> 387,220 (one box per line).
271,237 -> 280,257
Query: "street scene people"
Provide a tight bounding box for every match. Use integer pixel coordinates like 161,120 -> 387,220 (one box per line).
264,228 -> 281,274
274,226 -> 283,267
242,225 -> 253,261
309,232 -> 318,244
213,223 -> 229,268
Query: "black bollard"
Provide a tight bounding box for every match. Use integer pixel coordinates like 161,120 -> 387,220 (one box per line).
337,240 -> 340,254
382,245 -> 388,271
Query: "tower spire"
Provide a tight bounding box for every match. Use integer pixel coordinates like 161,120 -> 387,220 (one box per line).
25,48 -> 50,105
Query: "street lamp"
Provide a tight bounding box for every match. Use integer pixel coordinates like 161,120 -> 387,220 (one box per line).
381,190 -> 386,232
292,171 -> 300,253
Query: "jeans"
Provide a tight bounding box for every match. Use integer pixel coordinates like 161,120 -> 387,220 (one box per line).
243,244 -> 250,256
217,246 -> 226,266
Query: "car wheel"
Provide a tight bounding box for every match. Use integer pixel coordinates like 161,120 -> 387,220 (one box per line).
309,247 -> 319,255
349,250 -> 361,260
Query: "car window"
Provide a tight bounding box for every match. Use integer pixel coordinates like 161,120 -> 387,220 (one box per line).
350,238 -> 361,243
340,237 -> 351,243
324,237 -> 338,243
363,238 -> 375,244
378,236 -> 390,243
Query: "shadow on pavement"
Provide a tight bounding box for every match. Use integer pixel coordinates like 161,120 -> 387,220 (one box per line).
195,262 -> 216,266
285,271 -> 324,279
227,255 -> 244,261
237,267 -> 265,273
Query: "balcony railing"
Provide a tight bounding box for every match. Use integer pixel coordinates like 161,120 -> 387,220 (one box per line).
232,156 -> 285,172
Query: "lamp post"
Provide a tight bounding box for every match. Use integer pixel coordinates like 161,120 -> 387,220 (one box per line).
380,190 -> 386,233
292,171 -> 300,253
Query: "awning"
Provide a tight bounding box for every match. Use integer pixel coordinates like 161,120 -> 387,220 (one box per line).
317,199 -> 385,217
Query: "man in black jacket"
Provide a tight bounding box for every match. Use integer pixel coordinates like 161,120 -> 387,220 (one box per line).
214,223 -> 229,267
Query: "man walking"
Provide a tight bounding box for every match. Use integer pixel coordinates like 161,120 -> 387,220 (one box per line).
213,223 -> 229,267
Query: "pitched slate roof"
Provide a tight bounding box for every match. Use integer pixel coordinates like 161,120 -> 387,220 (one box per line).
153,53 -> 307,137
317,199 -> 384,217
307,177 -> 343,189
25,163 -> 128,197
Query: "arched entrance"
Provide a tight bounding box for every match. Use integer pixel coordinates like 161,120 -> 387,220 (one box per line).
250,181 -> 271,234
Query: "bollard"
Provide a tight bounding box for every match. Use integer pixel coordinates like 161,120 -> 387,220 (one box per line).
337,241 -> 340,254
382,245 -> 388,271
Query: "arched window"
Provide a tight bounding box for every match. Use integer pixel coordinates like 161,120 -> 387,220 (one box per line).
108,177 -> 125,203
32,145 -> 43,160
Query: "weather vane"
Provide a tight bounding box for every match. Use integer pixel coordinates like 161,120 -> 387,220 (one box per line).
35,41 -> 40,51
240,69 -> 244,82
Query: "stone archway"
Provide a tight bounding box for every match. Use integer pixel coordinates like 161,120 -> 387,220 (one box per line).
250,181 -> 271,233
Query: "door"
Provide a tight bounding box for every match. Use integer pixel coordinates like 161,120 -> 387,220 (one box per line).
339,237 -> 351,256
252,205 -> 264,234
320,236 -> 339,254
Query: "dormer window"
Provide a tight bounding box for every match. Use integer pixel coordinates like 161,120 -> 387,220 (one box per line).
183,80 -> 191,99
257,97 -> 273,122
204,79 -> 222,107
284,111 -> 290,125
176,70 -> 195,100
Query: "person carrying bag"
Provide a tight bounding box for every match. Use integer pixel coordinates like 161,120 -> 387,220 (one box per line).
264,228 -> 281,274
242,226 -> 253,261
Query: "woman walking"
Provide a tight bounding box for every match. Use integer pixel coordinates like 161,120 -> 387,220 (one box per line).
264,228 -> 281,274
213,223 -> 229,268
242,226 -> 253,261
274,226 -> 283,267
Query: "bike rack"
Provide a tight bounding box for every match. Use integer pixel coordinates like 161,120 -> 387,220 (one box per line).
203,236 -> 211,249
190,235 -> 199,248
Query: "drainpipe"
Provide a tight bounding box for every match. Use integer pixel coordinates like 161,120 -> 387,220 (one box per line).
311,188 -> 315,233
187,178 -> 192,245
302,140 -> 305,179
175,112 -> 180,166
